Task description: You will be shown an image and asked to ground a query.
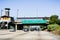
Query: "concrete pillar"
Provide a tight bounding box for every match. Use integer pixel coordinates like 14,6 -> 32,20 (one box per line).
7,22 -> 9,29
40,25 -> 41,31
15,24 -> 17,30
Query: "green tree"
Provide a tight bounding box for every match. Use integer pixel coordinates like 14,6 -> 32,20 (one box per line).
49,15 -> 58,24
43,17 -> 47,20
56,19 -> 60,25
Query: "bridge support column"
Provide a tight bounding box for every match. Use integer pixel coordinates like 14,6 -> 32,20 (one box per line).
15,24 -> 17,31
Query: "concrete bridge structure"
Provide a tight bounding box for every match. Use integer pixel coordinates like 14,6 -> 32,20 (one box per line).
15,17 -> 49,30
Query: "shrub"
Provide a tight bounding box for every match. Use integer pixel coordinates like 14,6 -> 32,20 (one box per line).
40,25 -> 47,30
54,26 -> 60,35
47,24 -> 59,31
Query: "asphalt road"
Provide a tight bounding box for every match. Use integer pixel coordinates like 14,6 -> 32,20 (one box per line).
0,30 -> 60,40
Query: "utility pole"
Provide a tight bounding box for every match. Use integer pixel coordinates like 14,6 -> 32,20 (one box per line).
17,9 -> 19,20
15,9 -> 19,30
37,8 -> 38,17
0,9 -> 3,19
36,8 -> 38,17
0,9 -> 3,29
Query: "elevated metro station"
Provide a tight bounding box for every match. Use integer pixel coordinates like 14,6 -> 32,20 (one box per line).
15,17 -> 49,30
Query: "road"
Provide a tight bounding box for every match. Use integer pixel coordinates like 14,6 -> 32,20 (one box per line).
0,30 -> 60,40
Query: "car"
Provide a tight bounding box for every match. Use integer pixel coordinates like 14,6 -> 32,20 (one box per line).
30,28 -> 35,31
35,27 -> 40,31
23,28 -> 29,32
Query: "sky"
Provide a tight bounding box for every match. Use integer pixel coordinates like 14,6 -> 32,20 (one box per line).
0,0 -> 60,19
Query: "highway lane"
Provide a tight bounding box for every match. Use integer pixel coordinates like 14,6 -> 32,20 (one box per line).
0,30 -> 60,40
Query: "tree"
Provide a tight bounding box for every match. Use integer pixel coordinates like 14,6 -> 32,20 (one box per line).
43,17 -> 47,20
56,19 -> 60,25
49,15 -> 58,24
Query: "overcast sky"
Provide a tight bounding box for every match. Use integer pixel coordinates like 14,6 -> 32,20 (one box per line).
0,0 -> 60,19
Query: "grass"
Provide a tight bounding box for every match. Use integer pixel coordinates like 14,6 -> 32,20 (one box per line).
47,24 -> 59,31
52,26 -> 60,35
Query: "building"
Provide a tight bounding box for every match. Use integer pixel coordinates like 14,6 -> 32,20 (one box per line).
0,8 -> 14,29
